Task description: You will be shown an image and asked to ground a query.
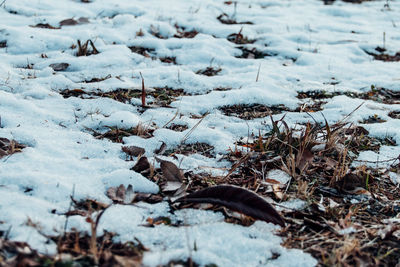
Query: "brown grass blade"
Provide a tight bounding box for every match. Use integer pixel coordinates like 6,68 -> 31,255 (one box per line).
140,72 -> 146,107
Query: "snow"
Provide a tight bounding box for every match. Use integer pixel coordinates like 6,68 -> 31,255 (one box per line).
1,0 -> 400,266
389,172 -> 400,185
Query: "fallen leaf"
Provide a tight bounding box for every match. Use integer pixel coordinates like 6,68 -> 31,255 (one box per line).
122,145 -> 145,157
175,185 -> 285,226
154,142 -> 166,154
49,63 -> 69,71
106,184 -> 135,204
161,181 -> 183,193
60,17 -> 89,26
156,157 -> 184,182
132,156 -> 150,173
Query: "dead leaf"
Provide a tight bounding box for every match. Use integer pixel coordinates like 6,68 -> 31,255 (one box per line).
60,17 -> 89,26
106,184 -> 135,204
156,157 -> 184,182
49,63 -> 69,71
132,156 -> 150,173
175,185 -> 285,226
154,142 -> 166,154
162,181 -> 182,191
122,145 -> 145,158
272,184 -> 285,200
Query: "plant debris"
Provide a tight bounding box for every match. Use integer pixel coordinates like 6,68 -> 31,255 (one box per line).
0,230 -> 147,267
220,103 -> 291,119
82,74 -> 112,83
359,115 -> 386,124
196,66 -> 222,76
92,124 -> 155,142
49,62 -> 69,71
365,47 -> 400,62
208,116 -> 400,266
298,87 -> 400,105
122,145 -> 145,159
388,110 -> 400,119
129,46 -> 155,57
106,184 -> 136,204
227,28 -> 255,45
235,46 -> 272,59
164,142 -> 215,158
75,39 -> 99,56
132,156 -> 151,175
175,185 -> 285,226
217,13 -> 253,25
0,137 -> 26,159
59,17 -> 89,26
30,23 -> 60,29
173,25 -> 198,38
166,123 -> 188,132
159,56 -> 177,64
60,87 -> 185,107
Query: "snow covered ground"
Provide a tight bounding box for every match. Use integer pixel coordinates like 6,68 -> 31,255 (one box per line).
1,0 -> 400,266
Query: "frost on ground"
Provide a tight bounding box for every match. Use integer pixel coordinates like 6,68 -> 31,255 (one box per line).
1,0 -> 400,266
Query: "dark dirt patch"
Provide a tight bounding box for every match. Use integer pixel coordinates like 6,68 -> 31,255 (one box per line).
129,46 -> 177,64
0,40 -> 6,48
364,47 -> 400,62
297,90 -> 354,100
359,115 -> 386,124
295,101 -> 326,113
360,87 -> 400,104
60,87 -> 185,107
227,30 -> 255,45
0,137 -> 26,159
164,142 -> 215,158
220,104 -> 291,120
82,74 -> 112,83
322,0 -> 375,4
388,111 -> 400,119
174,25 -> 199,39
196,67 -> 222,76
149,87 -> 185,106
217,13 -> 253,25
129,46 -> 155,57
166,123 -> 189,132
159,56 -> 177,64
91,125 -> 155,143
235,46 -> 272,59
214,87 -> 233,91
297,87 -> 400,105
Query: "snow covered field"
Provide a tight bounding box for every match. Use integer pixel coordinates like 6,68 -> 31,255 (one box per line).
1,0 -> 400,266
